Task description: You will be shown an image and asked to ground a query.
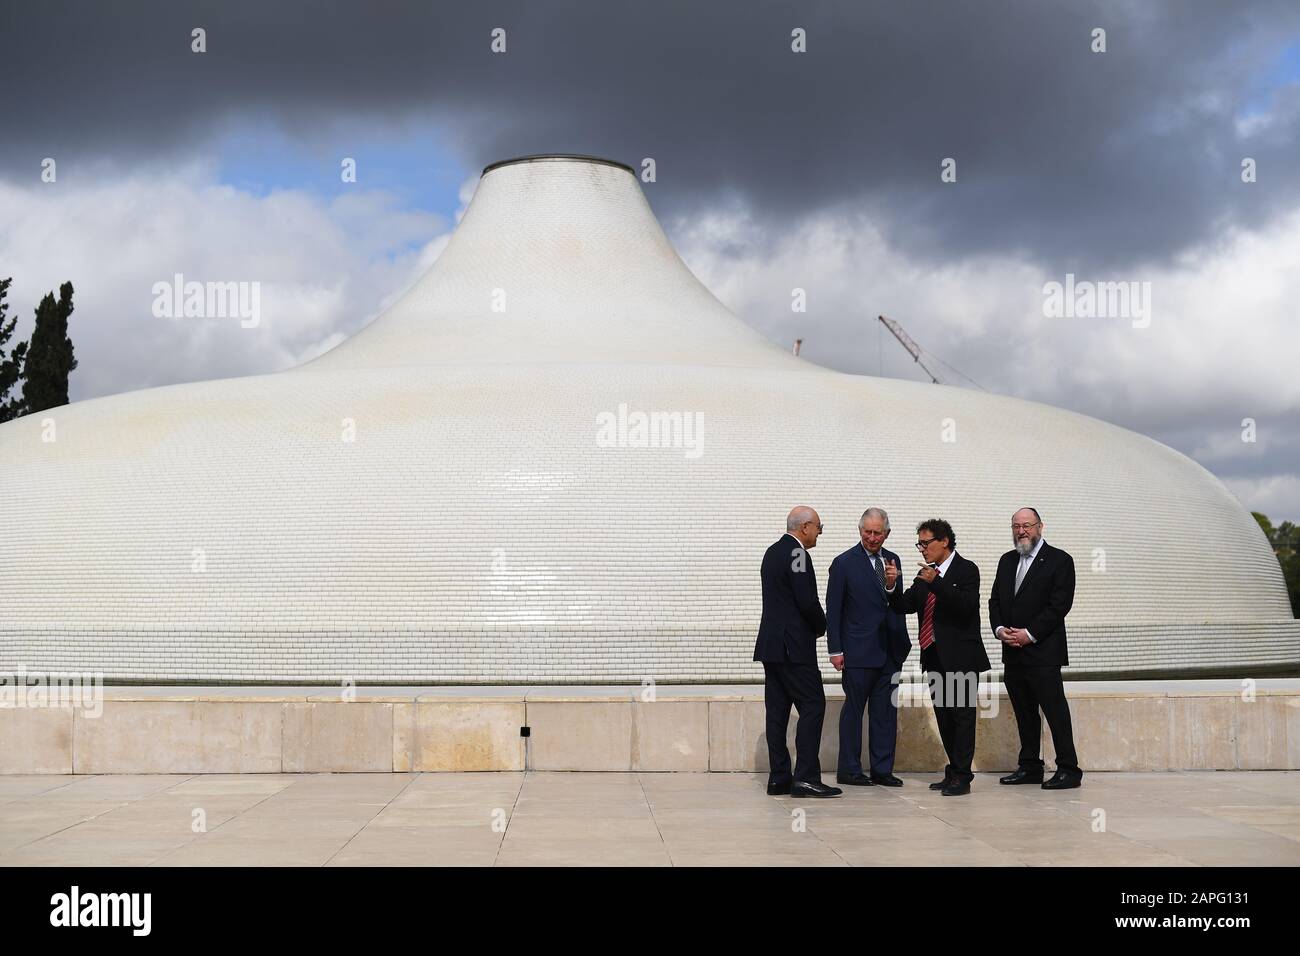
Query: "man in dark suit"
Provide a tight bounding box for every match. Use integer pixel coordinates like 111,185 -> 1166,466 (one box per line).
826,507 -> 910,787
753,506 -> 841,798
887,518 -> 990,796
989,507 -> 1082,789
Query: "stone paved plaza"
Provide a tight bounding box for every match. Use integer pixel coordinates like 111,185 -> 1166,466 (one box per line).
1,770 -> 1297,866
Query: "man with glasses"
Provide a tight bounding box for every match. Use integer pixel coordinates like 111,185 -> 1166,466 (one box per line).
826,507 -> 910,787
753,506 -> 842,798
887,518 -> 990,795
989,507 -> 1082,789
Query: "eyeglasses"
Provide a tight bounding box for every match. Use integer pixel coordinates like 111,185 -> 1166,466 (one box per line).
804,522 -> 823,532
1011,523 -> 1040,532
915,538 -> 935,551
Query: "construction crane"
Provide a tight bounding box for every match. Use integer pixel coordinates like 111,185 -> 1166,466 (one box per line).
876,314 -> 987,391
877,315 -> 941,384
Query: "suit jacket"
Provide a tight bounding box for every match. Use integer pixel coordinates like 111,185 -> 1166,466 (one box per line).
753,533 -> 827,664
988,541 -> 1075,667
825,544 -> 910,668
887,551 -> 991,674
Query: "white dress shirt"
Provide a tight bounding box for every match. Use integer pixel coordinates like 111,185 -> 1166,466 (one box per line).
933,550 -> 956,577
865,545 -> 900,593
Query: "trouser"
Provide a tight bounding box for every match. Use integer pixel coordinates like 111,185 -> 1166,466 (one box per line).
1003,664 -> 1080,774
923,648 -> 977,783
838,663 -> 902,776
763,660 -> 826,784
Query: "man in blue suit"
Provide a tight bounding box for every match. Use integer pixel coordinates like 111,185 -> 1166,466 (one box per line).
826,507 -> 911,786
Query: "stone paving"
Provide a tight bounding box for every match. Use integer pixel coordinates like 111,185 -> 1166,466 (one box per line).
0,771 -> 1297,866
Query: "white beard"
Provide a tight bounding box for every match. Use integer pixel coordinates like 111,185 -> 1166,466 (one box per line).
1014,535 -> 1039,555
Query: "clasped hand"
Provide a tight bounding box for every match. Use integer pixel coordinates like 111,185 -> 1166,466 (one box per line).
1000,626 -> 1030,647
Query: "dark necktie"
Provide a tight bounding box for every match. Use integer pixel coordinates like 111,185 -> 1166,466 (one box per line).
1015,553 -> 1032,594
870,553 -> 886,590
919,591 -> 937,650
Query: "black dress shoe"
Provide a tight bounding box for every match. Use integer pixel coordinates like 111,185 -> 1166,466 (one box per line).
999,767 -> 1044,785
836,772 -> 875,786
870,772 -> 904,787
940,780 -> 971,796
791,780 -> 843,798
929,777 -> 952,791
1041,771 -> 1082,790
766,780 -> 792,795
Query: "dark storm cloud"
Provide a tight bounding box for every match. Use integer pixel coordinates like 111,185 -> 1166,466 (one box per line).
2,0 -> 1298,271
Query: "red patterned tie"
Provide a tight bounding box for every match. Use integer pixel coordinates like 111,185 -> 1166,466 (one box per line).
918,591 -> 937,650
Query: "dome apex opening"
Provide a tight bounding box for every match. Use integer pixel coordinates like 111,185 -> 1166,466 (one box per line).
480,154 -> 634,176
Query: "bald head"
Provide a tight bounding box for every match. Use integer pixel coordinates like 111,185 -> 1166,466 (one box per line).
786,506 -> 823,548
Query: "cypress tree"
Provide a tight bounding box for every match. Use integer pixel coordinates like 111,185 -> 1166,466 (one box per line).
0,277 -> 29,422
21,281 -> 77,415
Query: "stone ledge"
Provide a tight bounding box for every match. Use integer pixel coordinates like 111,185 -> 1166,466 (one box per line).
1,681 -> 1296,773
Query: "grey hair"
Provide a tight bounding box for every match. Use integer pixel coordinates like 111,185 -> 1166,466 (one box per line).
859,507 -> 890,532
787,506 -> 816,532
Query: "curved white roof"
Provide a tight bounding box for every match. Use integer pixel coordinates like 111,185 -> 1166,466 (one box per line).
307,156 -> 799,371
1,156 -> 1296,683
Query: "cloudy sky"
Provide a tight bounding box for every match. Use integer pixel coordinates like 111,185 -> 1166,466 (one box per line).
2,1 -> 1298,520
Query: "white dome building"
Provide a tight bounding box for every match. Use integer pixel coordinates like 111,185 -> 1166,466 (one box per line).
2,155 -> 1296,683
